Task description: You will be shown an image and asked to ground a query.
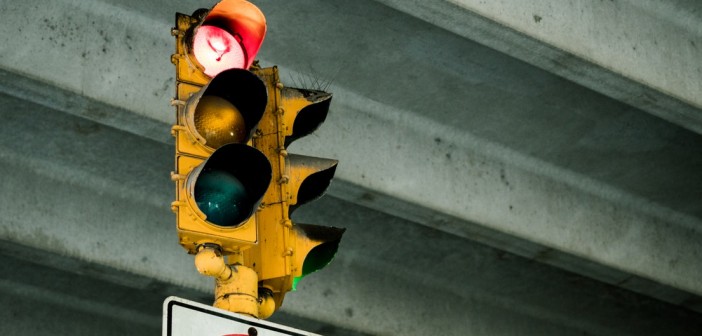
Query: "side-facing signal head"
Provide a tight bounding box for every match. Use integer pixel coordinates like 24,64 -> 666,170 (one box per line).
282,88 -> 332,148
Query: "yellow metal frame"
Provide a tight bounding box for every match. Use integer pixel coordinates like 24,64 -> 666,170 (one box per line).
246,67 -> 294,308
171,7 -> 340,318
171,12 -> 258,254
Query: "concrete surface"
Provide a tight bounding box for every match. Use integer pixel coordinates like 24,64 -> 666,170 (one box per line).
0,0 -> 701,334
377,0 -> 702,134
0,102 -> 699,333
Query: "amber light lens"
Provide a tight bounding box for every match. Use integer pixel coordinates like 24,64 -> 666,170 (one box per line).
194,95 -> 247,149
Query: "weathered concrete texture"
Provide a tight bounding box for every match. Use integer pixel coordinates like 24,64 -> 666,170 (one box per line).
0,248 -> 163,336
0,90 -> 701,335
0,0 -> 176,122
375,0 -> 702,135
1,0 -> 702,313
0,0 -> 701,334
0,241 -> 368,336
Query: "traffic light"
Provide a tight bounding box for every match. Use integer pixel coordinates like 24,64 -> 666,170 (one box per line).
172,67 -> 271,253
171,0 -> 344,319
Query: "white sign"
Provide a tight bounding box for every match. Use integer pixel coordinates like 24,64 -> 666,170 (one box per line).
163,296 -> 320,336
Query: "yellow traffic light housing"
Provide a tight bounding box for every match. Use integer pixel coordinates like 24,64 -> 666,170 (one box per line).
171,0 -> 269,254
171,1 -> 344,319
172,67 -> 271,253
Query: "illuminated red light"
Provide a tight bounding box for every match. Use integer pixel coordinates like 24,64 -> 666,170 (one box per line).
188,0 -> 266,78
193,25 -> 246,78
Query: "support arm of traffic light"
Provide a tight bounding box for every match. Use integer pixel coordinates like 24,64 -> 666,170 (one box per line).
194,245 -> 276,318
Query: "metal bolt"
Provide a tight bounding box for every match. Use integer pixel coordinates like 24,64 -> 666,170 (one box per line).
170,98 -> 185,106
170,172 -> 185,181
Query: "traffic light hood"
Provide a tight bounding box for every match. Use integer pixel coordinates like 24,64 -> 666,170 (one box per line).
292,224 -> 345,290
283,89 -> 332,147
286,154 -> 338,215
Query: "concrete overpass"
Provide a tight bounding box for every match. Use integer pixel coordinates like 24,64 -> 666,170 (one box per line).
0,0 -> 700,334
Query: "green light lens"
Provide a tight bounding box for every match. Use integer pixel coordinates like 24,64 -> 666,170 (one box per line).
293,240 -> 341,291
194,95 -> 247,149
195,170 -> 251,227
302,241 -> 340,276
292,276 -> 301,291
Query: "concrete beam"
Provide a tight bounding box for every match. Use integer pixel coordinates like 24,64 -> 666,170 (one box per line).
374,0 -> 702,134
0,94 -> 700,334
0,239 -> 368,336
